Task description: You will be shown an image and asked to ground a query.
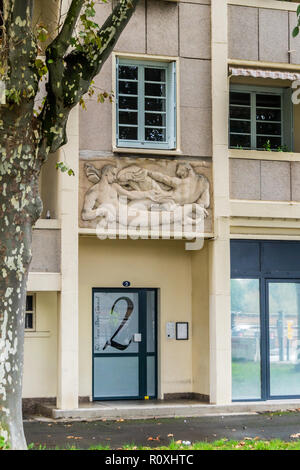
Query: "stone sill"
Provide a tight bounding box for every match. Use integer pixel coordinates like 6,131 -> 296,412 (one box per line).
25,331 -> 50,339
112,146 -> 183,157
34,219 -> 61,230
229,149 -> 300,162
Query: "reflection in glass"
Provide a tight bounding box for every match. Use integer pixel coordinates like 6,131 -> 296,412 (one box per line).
147,356 -> 155,397
256,122 -> 281,136
231,279 -> 261,400
256,94 -> 281,108
230,133 -> 251,149
118,65 -> 138,80
119,96 -> 138,110
119,111 -> 138,125
268,282 -> 300,397
145,113 -> 166,127
119,126 -> 138,140
145,83 -> 166,97
230,92 -> 251,106
145,128 -> 166,142
230,120 -> 251,134
145,97 -> 166,112
147,291 -> 156,353
230,106 -> 250,120
119,81 -> 138,95
145,68 -> 165,82
256,136 -> 281,150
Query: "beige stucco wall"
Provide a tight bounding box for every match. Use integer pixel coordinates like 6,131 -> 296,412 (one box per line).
78,236 -> 210,399
23,292 -> 58,398
30,229 -> 61,272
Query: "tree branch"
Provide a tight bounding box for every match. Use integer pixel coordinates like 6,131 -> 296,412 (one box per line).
39,0 -> 140,156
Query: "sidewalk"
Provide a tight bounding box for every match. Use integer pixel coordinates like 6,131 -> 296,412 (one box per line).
24,411 -> 300,449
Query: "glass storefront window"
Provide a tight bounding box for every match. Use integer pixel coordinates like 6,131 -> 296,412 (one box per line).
231,279 -> 261,400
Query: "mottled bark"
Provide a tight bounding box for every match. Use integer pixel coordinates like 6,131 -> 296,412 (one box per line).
0,0 -> 140,450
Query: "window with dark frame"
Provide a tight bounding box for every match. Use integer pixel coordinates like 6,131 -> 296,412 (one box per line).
229,85 -> 293,151
25,294 -> 35,331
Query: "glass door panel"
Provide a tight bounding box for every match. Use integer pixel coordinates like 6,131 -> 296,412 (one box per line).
268,282 -> 300,397
231,279 -> 261,400
93,289 -> 157,400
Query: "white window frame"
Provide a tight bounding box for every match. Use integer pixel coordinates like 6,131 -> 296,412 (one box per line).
115,57 -> 177,150
229,84 -> 293,151
25,293 -> 36,332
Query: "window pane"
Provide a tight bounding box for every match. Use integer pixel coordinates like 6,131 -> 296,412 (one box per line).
230,120 -> 251,134
145,98 -> 166,112
119,111 -> 138,125
145,68 -> 165,82
26,295 -> 33,312
119,81 -> 138,95
230,106 -> 251,120
231,279 -> 261,400
230,133 -> 251,148
145,83 -> 166,97
256,122 -> 281,136
145,128 -> 166,142
256,94 -> 281,108
119,96 -> 138,110
25,313 -> 33,330
145,113 -> 166,127
256,108 -> 281,122
119,126 -> 138,140
268,282 -> 300,397
118,65 -> 138,80
230,92 -> 251,106
257,136 -> 282,150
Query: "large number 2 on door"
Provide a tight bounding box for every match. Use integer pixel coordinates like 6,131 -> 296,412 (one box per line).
102,296 -> 134,351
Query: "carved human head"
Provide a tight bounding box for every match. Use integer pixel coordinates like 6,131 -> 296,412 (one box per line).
101,165 -> 118,183
176,163 -> 193,179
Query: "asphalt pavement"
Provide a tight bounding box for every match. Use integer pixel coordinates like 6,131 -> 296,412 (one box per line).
23,411 -> 300,449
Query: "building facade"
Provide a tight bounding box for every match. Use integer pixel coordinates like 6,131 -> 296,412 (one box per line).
24,0 -> 300,411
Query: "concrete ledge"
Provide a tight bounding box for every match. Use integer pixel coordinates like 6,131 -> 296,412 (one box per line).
44,399 -> 300,421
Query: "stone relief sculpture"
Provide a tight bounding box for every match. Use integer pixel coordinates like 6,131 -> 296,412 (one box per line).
81,159 -> 211,231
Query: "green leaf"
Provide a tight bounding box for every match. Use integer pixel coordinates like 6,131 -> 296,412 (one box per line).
293,26 -> 299,38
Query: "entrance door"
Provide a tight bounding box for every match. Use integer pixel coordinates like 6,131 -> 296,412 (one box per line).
92,288 -> 157,400
267,280 -> 300,398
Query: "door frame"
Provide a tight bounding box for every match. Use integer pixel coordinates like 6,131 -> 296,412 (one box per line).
92,287 -> 158,401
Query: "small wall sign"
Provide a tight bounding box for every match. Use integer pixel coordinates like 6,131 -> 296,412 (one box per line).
122,281 -> 131,287
176,322 -> 189,340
